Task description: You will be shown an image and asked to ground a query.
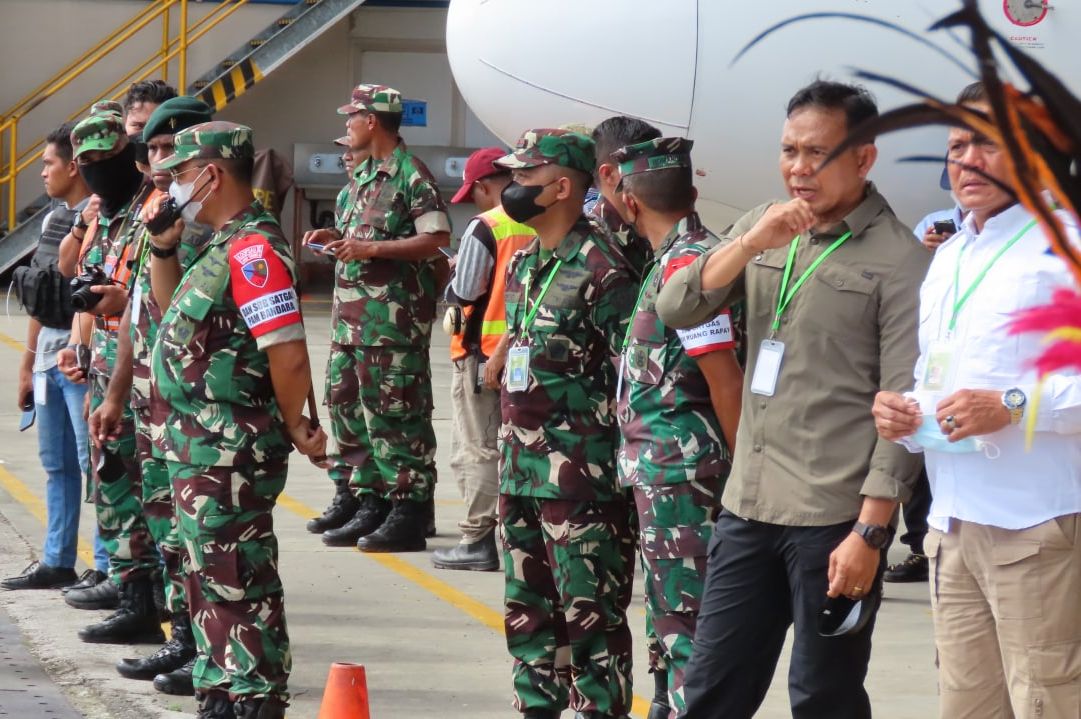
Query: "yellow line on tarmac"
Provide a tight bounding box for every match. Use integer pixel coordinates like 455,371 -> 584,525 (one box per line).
0,331 -> 24,352
277,491 -> 651,718
0,464 -> 96,569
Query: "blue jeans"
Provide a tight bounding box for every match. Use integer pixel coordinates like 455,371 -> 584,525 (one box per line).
34,366 -> 106,571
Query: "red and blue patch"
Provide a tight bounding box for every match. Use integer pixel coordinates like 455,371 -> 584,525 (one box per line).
241,258 -> 269,288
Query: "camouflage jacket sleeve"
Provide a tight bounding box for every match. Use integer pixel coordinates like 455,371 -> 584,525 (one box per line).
591,261 -> 637,359
407,168 -> 451,236
655,203 -> 772,329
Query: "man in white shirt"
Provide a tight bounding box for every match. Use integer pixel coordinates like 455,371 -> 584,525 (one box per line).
873,82 -> 1081,718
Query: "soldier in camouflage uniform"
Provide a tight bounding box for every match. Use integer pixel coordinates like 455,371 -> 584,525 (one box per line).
495,129 -> 637,719
305,84 -> 451,552
88,97 -> 216,692
612,138 -> 745,718
56,112 -> 165,645
147,122 -> 326,719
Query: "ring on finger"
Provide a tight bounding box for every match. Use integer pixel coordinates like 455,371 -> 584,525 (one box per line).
945,415 -> 957,429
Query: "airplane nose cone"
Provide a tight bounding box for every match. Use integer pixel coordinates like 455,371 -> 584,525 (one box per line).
447,0 -> 697,143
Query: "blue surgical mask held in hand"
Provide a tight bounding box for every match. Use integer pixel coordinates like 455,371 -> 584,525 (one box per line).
911,415 -> 1000,458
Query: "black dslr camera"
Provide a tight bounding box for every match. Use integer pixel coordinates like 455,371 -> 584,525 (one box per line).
145,198 -> 181,235
69,266 -> 109,311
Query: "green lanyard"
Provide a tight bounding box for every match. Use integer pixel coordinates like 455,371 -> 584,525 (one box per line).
772,231 -> 853,332
518,258 -> 564,335
948,218 -> 1037,332
620,262 -> 659,354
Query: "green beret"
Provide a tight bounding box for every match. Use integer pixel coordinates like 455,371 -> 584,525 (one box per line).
142,97 -> 214,142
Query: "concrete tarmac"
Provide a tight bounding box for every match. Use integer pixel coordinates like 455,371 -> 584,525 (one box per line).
0,302 -> 939,718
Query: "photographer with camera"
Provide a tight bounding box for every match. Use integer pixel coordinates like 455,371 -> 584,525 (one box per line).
2,124 -> 111,592
87,96 -> 214,694
55,110 -> 167,645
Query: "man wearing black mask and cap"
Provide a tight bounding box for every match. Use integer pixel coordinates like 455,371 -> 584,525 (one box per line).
56,110 -> 166,646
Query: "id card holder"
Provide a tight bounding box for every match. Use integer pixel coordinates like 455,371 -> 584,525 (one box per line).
131,283 -> 143,327
922,338 -> 956,393
33,372 -> 47,406
506,345 -> 531,393
616,354 -> 626,400
750,339 -> 785,397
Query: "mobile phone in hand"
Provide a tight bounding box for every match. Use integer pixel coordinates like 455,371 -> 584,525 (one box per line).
439,246 -> 456,259
933,219 -> 957,235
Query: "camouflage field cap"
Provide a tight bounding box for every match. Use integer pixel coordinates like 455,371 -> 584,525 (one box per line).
155,121 -> 254,170
494,128 -> 595,174
613,137 -> 694,189
142,96 -> 213,142
333,135 -> 351,147
336,83 -> 403,115
71,112 -> 127,159
89,100 -> 123,117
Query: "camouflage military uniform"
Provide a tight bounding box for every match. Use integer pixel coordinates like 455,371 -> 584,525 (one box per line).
151,123 -> 303,702
72,113 -> 160,587
329,85 -> 451,503
495,129 -> 638,717
589,195 -> 654,280
614,139 -> 739,715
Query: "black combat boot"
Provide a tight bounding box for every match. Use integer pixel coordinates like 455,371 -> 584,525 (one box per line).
356,499 -> 427,553
78,577 -> 166,644
116,612 -> 197,680
647,668 -> 672,719
153,656 -> 195,695
65,574 -> 119,609
426,496 -> 436,538
234,696 -> 287,719
306,479 -> 361,534
321,494 -> 390,547
195,690 -> 234,719
431,531 -> 499,571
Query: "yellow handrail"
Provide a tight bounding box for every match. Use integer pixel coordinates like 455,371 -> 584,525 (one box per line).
1,0 -> 257,231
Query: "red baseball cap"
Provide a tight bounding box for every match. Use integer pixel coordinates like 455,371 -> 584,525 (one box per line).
451,146 -> 509,204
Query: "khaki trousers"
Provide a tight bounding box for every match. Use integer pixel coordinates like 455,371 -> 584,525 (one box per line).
450,355 -> 501,542
926,514 -> 1081,719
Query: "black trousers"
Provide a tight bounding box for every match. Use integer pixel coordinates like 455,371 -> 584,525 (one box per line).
680,511 -> 888,719
898,467 -> 931,554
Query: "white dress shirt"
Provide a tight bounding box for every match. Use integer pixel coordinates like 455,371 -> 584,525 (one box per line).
910,203 -> 1081,531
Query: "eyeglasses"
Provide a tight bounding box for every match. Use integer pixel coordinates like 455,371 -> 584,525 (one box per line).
168,164 -> 207,182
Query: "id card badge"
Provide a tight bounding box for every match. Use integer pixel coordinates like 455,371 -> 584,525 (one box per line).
33,372 -> 47,406
131,283 -> 143,327
750,339 -> 785,396
506,345 -> 531,393
922,338 -> 956,393
616,354 -> 626,400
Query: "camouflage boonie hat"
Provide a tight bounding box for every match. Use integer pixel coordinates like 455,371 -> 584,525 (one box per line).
336,83 -> 403,115
154,121 -> 254,170
613,137 -> 694,189
71,112 -> 127,159
90,100 -> 123,117
495,128 -> 595,174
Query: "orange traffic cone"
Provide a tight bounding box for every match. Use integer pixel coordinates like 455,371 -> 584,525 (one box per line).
316,662 -> 371,719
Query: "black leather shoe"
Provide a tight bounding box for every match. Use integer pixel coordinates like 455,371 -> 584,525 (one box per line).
647,668 -> 672,719
1,561 -> 77,590
523,710 -> 559,719
195,691 -> 233,718
426,496 -> 436,538
65,575 -> 120,609
431,532 -> 499,571
153,656 -> 195,695
883,553 -> 928,583
321,495 -> 390,547
62,568 -> 108,595
78,578 -> 166,644
234,697 -> 287,719
306,480 -> 360,534
116,613 -> 196,680
357,500 -> 427,553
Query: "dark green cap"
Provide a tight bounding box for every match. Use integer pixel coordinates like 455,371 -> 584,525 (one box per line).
142,97 -> 214,142
613,137 -> 694,189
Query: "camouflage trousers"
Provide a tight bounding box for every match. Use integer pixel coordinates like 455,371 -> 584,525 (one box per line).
633,480 -> 719,716
168,459 -> 291,701
500,494 -> 635,716
88,373 -> 158,585
326,344 -> 436,502
134,413 -> 186,615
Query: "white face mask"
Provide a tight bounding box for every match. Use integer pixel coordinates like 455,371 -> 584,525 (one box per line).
167,166 -> 211,224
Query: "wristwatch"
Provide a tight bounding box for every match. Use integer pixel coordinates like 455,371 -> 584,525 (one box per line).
1002,387 -> 1027,425
72,212 -> 89,231
852,521 -> 890,550
149,242 -> 178,259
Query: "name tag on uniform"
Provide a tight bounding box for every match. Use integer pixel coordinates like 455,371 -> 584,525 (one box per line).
506,345 -> 530,393
131,283 -> 143,327
751,339 -> 785,397
922,338 -> 956,393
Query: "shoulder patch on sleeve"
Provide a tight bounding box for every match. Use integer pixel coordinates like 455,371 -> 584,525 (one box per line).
663,253 -> 697,283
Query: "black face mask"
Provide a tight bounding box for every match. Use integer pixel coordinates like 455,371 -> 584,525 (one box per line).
501,180 -> 557,223
78,143 -> 143,218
